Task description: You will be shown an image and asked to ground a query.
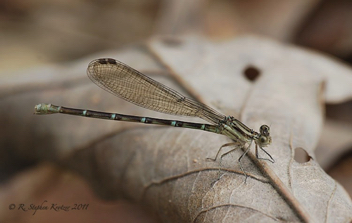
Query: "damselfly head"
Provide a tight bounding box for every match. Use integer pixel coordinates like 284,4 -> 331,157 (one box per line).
256,125 -> 272,147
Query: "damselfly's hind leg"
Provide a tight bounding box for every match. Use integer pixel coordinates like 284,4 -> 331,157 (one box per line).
207,142 -> 242,186
255,145 -> 275,163
207,141 -> 253,183
206,142 -> 239,162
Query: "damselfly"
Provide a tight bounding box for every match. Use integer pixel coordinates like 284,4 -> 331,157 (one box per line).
34,58 -> 274,180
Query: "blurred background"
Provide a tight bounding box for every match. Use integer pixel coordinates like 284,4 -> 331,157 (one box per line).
2,0 -> 352,73
1,0 -> 352,222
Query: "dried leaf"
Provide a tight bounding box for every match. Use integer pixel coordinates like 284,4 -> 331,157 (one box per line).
316,120 -> 352,169
1,36 -> 352,222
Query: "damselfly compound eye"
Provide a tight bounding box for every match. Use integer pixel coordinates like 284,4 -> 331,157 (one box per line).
260,125 -> 270,136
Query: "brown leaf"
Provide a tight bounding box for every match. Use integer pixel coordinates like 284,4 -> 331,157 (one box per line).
1,36 -> 352,222
316,120 -> 352,169
296,0 -> 352,58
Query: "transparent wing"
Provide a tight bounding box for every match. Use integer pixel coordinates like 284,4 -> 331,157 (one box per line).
87,58 -> 226,124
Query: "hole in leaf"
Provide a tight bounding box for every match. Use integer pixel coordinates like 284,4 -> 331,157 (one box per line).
294,147 -> 311,163
243,66 -> 261,81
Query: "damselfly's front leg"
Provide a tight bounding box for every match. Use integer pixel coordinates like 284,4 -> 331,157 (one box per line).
255,144 -> 275,163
